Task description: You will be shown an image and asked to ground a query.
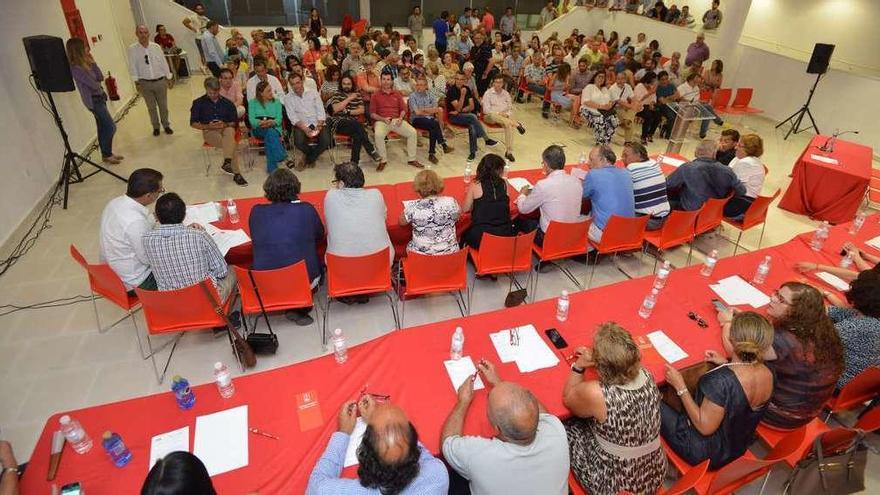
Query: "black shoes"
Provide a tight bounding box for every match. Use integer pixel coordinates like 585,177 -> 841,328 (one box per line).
428,154 -> 439,164
485,138 -> 498,147
505,152 -> 516,162
467,152 -> 476,161
441,142 -> 454,154
233,174 -> 248,186
516,123 -> 526,135
164,127 -> 174,135
152,128 -> 160,136
369,150 -> 382,162
221,160 -> 234,175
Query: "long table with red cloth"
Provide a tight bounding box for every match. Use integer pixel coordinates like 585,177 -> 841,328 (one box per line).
778,135 -> 874,224
20,213 -> 880,494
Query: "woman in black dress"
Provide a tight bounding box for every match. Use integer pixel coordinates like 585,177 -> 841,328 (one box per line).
460,153 -> 514,249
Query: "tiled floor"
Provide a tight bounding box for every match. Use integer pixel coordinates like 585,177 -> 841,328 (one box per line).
0,76 -> 876,492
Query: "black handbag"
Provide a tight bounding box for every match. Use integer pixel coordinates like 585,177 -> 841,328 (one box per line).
245,270 -> 280,355
783,430 -> 869,494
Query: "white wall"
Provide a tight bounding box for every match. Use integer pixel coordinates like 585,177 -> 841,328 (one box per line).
0,0 -> 137,247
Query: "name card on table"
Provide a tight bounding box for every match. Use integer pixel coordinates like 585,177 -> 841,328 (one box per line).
709,275 -> 771,308
489,325 -> 560,373
296,390 -> 323,432
658,157 -> 686,168
815,272 -> 851,292
810,154 -> 839,165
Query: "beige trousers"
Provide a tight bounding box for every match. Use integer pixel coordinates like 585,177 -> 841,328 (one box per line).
374,120 -> 418,161
482,112 -> 516,152
202,127 -> 241,173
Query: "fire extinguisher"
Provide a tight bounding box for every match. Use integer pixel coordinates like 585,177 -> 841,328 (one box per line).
105,71 -> 120,101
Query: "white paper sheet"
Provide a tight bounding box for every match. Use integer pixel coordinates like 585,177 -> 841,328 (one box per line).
506,177 -> 533,191
344,417 -> 367,467
709,275 -> 771,308
570,167 -> 588,181
490,329 -> 519,363
208,228 -> 251,256
865,236 -> 880,250
810,154 -> 839,165
509,325 -> 561,373
647,330 -> 688,364
816,271 -> 851,291
185,202 -> 220,226
193,405 -> 249,476
443,356 -> 485,391
659,157 -> 686,168
149,426 -> 189,470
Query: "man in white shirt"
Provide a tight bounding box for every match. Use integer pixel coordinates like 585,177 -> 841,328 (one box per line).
201,21 -> 224,77
99,168 -> 164,292
393,67 -> 415,96
482,75 -> 525,162
284,73 -> 331,168
128,25 -> 173,136
515,145 -> 584,246
676,72 -> 722,138
246,58 -> 284,100
441,359 -> 569,495
608,71 -> 637,142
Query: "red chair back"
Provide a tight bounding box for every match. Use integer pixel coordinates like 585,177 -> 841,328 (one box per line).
233,262 -> 314,315
650,209 -> 699,249
712,88 -> 732,111
540,220 -> 589,260
739,189 -> 780,230
567,470 -> 587,495
326,248 -> 392,298
854,404 -> 880,432
661,460 -> 710,495
708,426 -> 805,494
694,195 -> 731,236
135,280 -> 225,335
352,19 -> 367,37
699,89 -> 712,103
730,87 -> 754,109
594,215 -> 649,254
474,232 -> 536,275
829,366 -> 880,413
403,249 -> 468,296
70,244 -> 136,310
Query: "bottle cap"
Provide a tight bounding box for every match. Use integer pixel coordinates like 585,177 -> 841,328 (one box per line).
333,328 -> 342,336
561,290 -> 569,296
59,415 -> 71,424
172,374 -> 182,382
103,431 -> 113,440
214,362 -> 223,370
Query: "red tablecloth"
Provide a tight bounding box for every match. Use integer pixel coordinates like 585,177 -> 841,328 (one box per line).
778,135 -> 873,224
21,214 -> 879,494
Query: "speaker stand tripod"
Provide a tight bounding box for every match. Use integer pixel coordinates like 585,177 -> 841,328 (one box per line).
43,86 -> 127,209
776,73 -> 822,141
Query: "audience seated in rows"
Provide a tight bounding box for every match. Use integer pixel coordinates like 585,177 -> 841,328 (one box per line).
460,154 -> 515,249
399,170 -> 461,255
514,145 -> 583,246
666,139 -> 746,212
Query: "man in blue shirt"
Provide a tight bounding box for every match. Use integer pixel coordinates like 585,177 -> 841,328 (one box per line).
189,77 -> 247,186
432,11 -> 450,55
307,396 -> 449,494
201,21 -> 224,77
582,145 -> 635,244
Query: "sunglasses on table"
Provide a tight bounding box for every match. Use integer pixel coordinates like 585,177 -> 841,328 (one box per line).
688,311 -> 708,328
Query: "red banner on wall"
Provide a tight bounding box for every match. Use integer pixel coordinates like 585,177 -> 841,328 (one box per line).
61,0 -> 89,46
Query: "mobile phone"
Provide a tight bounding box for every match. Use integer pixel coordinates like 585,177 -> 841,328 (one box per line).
60,482 -> 83,495
711,299 -> 728,312
544,328 -> 568,349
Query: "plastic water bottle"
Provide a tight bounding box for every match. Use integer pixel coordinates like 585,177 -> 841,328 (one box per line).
810,221 -> 830,251
227,198 -> 239,224
849,210 -> 867,234
331,328 -> 348,364
463,163 -> 473,184
59,415 -> 93,454
700,249 -> 718,277
578,151 -> 587,169
502,159 -> 511,179
638,288 -> 659,319
450,326 -> 465,360
653,261 -> 672,290
171,375 -> 196,410
753,256 -> 771,285
840,251 -> 854,269
214,362 -> 235,398
556,290 -> 570,322
101,431 -> 132,467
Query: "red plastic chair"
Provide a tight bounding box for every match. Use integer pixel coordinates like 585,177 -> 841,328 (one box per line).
70,245 -> 145,355
643,209 -> 699,270
325,247 -> 399,341
660,460 -> 712,495
711,88 -> 733,113
824,366 -> 880,421
663,426 -> 806,495
756,418 -> 831,468
723,189 -> 781,255
869,178 -> 880,209
588,215 -> 649,287
135,279 -> 237,384
468,231 -> 536,310
532,220 -> 590,295
399,249 -> 469,326
567,470 -> 587,495
725,88 -> 763,115
352,19 -> 368,37
233,262 -> 317,336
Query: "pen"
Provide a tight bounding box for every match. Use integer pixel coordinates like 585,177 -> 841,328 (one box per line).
249,427 -> 280,440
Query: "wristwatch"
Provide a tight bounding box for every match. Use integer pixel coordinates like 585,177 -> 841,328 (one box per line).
1,466 -> 18,477
570,363 -> 586,374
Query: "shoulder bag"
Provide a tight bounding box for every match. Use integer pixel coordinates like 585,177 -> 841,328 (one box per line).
199,281 -> 257,368
783,430 -> 868,494
244,270 -> 279,355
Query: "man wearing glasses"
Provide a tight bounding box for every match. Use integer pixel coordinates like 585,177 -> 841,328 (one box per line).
128,25 -> 173,136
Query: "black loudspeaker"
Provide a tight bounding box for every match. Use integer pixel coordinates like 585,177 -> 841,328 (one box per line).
806,43 -> 835,75
23,35 -> 75,92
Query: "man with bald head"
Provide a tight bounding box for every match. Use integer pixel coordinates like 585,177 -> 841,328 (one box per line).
307,395 -> 448,494
441,359 -> 569,495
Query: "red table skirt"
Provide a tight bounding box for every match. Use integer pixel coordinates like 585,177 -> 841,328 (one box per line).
20,215 -> 880,494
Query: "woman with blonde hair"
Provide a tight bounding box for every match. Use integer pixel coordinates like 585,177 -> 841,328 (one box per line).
563,322 -> 666,495
662,311 -> 775,469
399,169 -> 460,254
66,37 -> 122,164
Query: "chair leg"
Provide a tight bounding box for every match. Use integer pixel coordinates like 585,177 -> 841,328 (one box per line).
147,332 -> 184,385
757,467 -> 773,495
384,291 -> 400,330
733,230 -> 744,256
454,290 -> 467,317
130,310 -> 150,360
91,294 -> 104,334
467,274 -> 476,313
588,260 -> 598,288
531,264 -> 541,303
400,294 -> 407,329
687,243 -> 694,265
758,222 -> 767,249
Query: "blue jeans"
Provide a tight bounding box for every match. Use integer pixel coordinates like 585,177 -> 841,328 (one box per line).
90,97 -> 116,158
252,126 -> 286,172
448,113 -> 487,155
550,91 -> 572,110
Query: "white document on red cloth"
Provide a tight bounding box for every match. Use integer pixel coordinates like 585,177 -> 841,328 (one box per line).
194,405 -> 248,476
490,325 -> 560,373
709,275 -> 771,308
810,154 -> 839,165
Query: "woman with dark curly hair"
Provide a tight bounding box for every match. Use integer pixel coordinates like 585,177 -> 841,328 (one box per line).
762,282 -> 844,429
826,270 -> 880,389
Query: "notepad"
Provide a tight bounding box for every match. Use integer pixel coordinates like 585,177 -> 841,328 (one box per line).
709,275 -> 771,308
490,325 -> 560,373
506,177 -> 533,191
194,405 -> 249,476
816,272 -> 851,291
647,330 -> 688,364
149,426 -> 189,470
443,356 -> 485,391
489,329 -> 519,363
810,154 -> 839,165
203,224 -> 251,255
344,417 -> 367,467
184,202 -> 220,226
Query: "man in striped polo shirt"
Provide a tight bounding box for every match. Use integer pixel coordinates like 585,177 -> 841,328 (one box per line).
622,141 -> 670,231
